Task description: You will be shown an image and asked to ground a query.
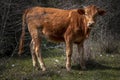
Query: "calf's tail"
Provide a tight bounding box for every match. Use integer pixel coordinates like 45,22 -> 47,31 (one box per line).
18,9 -> 28,55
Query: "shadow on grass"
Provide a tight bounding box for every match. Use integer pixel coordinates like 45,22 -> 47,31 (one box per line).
72,60 -> 120,71
41,48 -> 64,58
21,69 -> 63,80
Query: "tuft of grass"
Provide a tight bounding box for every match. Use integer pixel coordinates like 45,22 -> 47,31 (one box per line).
0,49 -> 120,80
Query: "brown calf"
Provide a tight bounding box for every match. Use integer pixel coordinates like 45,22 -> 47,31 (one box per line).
18,5 -> 105,71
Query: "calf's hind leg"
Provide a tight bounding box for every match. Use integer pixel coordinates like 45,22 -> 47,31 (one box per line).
30,40 -> 39,70
28,25 -> 46,71
33,32 -> 46,71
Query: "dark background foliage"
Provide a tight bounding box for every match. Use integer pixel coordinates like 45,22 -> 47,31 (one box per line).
0,0 -> 120,57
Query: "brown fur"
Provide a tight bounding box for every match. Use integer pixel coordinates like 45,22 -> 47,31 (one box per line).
18,5 -> 105,71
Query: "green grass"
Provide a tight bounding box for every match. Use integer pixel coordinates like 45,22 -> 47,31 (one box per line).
0,49 -> 120,80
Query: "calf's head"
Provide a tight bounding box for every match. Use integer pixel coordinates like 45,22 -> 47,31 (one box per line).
83,5 -> 106,27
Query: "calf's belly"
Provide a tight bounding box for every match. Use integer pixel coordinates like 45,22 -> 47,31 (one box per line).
43,32 -> 64,43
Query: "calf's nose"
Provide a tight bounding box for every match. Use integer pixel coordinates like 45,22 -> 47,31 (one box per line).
88,21 -> 95,26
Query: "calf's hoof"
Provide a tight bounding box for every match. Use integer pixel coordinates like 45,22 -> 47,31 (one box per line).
67,67 -> 71,72
66,65 -> 71,71
42,67 -> 46,71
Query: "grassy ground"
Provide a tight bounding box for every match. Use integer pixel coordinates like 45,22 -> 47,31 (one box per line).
0,49 -> 120,80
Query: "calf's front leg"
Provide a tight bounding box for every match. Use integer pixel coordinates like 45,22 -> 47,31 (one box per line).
77,43 -> 86,70
65,41 -> 73,71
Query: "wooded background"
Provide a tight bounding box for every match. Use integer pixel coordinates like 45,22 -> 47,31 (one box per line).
0,0 -> 120,57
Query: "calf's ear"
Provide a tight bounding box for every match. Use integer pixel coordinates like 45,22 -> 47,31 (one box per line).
77,9 -> 85,15
98,9 -> 106,15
